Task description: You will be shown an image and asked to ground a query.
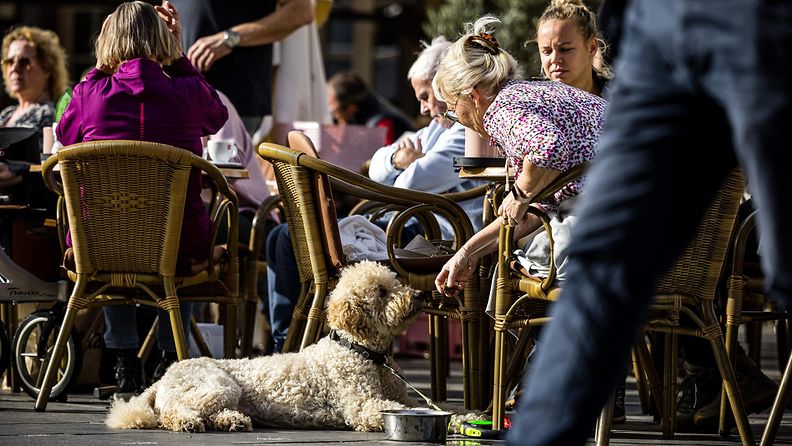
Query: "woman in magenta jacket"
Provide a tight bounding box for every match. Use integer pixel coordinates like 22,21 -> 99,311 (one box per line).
56,1 -> 227,400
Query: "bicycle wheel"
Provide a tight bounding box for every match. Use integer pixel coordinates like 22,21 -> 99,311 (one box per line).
12,310 -> 83,400
0,321 -> 9,378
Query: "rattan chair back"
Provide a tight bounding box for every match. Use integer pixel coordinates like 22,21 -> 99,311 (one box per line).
35,139 -> 240,412
645,168 -> 755,444
258,135 -> 484,408
655,169 -> 745,299
53,141 -> 192,276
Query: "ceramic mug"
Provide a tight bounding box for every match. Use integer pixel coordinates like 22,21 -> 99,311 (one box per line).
207,140 -> 238,164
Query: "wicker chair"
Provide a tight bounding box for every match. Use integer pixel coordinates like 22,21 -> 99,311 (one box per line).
258,131 -> 486,408
490,161 -> 594,430
490,167 -> 750,444
719,209 -> 791,445
643,168 -> 753,443
34,140 -> 239,411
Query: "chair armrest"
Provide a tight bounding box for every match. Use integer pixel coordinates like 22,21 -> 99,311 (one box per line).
40,154 -> 62,196
501,161 -> 591,289
249,194 -> 283,255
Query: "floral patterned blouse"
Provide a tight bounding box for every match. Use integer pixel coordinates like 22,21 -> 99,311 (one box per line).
0,102 -> 55,130
483,79 -> 607,210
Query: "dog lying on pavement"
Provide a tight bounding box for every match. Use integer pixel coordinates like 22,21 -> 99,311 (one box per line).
107,261 -> 478,432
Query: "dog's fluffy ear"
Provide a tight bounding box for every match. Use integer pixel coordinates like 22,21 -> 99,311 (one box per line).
326,295 -> 371,340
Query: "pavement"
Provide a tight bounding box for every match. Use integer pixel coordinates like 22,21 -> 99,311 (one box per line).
1,342 -> 791,445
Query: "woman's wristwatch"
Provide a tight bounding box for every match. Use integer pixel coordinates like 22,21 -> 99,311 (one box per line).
222,29 -> 241,48
511,183 -> 530,201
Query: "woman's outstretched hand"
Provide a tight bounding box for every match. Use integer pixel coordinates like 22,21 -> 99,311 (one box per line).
435,246 -> 477,296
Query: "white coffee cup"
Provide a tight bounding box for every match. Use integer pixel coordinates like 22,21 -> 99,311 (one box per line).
207,140 -> 238,164
42,126 -> 54,154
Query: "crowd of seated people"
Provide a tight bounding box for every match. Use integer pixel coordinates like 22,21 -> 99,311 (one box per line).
265,35 -> 485,353
1,0 -> 784,435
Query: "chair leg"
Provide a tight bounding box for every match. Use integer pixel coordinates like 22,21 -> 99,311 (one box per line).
428,313 -> 447,403
282,283 -> 310,353
634,337 -> 664,416
632,348 -> 650,414
709,329 -> 755,445
239,260 -> 259,357
760,350 -> 792,446
190,316 -> 212,357
223,302 -> 237,359
162,281 -> 188,361
460,280 -> 481,410
300,283 -> 327,351
660,332 -> 677,438
594,390 -> 615,446
720,274 -> 745,433
492,324 -> 508,430
139,316 -> 159,361
34,278 -> 88,411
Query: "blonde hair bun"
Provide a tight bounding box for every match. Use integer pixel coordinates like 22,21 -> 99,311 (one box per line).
551,0 -> 585,6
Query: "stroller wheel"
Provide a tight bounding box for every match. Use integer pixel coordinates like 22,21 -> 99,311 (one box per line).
12,310 -> 82,401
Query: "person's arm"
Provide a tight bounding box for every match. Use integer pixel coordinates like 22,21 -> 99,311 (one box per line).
435,213 -> 542,295
391,124 -> 465,193
55,84 -> 83,146
187,0 -> 314,72
163,54 -> 202,77
368,127 -> 426,185
199,85 -> 229,136
499,161 -> 561,227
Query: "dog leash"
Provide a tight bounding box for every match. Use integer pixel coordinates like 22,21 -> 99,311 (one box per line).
382,362 -> 443,412
382,362 -> 465,433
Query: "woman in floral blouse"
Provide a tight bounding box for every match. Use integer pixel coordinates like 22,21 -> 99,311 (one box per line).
433,14 -> 607,296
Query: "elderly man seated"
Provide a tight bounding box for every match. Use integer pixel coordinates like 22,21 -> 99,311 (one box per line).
265,36 -> 484,352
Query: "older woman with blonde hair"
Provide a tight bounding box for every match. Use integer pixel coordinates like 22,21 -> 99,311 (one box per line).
56,0 -> 227,400
0,26 -> 69,129
434,15 -> 606,297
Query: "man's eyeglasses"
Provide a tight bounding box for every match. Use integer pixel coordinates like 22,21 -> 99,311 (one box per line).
440,108 -> 459,123
1,57 -> 33,71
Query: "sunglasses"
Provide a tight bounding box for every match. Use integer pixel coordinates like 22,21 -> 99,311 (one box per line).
1,56 -> 33,71
440,108 -> 459,123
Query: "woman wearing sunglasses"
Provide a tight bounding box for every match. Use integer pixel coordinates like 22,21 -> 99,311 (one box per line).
0,26 -> 68,130
433,14 -> 606,298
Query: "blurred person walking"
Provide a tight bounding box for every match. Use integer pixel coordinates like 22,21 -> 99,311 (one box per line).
509,0 -> 792,444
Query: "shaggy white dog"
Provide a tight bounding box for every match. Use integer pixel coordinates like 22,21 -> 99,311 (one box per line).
106,261 -> 442,432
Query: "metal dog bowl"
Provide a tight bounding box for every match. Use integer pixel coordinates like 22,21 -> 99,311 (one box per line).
381,409 -> 451,443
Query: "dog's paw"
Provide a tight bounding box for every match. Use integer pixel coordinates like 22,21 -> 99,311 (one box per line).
208,409 -> 253,432
449,412 -> 488,434
177,419 -> 206,433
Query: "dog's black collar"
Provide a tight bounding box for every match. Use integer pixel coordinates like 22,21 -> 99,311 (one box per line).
329,330 -> 389,366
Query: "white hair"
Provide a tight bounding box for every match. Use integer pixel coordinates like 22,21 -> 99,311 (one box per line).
407,36 -> 451,82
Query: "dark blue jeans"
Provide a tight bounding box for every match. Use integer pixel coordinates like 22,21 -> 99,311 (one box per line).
510,1 -> 792,444
266,223 -> 301,352
104,304 -> 192,353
